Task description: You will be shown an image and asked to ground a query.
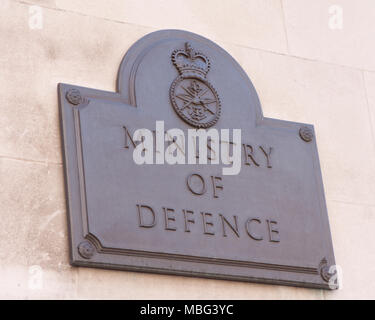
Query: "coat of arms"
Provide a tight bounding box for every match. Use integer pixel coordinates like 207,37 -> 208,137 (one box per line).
170,42 -> 221,128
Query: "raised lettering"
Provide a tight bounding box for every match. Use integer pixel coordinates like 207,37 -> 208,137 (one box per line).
259,146 -> 272,168
243,144 -> 260,167
245,218 -> 263,240
137,204 -> 156,228
123,126 -> 136,149
183,209 -> 195,232
187,173 -> 206,195
220,214 -> 240,237
201,212 -> 215,235
267,219 -> 280,242
211,175 -> 223,198
163,207 -> 177,231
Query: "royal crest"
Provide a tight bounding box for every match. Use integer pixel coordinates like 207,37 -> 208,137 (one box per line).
170,42 -> 221,128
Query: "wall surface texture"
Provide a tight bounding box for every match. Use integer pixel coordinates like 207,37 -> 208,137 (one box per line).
1,0 -> 375,299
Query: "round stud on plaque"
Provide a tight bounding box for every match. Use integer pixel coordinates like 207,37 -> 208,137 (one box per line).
299,126 -> 314,142
320,265 -> 335,282
78,240 -> 95,259
319,257 -> 336,283
66,88 -> 83,105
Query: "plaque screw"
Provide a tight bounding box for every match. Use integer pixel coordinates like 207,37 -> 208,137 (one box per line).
319,258 -> 336,283
66,88 -> 83,105
299,126 -> 314,142
78,240 -> 95,259
320,265 -> 336,282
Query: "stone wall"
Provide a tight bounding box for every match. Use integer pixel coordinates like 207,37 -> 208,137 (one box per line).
1,0 -> 374,299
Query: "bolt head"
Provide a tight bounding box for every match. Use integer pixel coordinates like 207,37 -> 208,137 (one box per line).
66,88 -> 82,105
320,265 -> 335,282
78,241 -> 95,259
299,126 -> 314,142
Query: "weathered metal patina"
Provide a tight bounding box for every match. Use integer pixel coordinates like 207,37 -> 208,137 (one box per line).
58,30 -> 336,289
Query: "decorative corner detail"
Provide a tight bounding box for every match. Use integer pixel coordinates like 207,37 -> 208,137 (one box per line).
170,42 -> 221,128
66,88 -> 83,106
299,126 -> 314,142
319,257 -> 336,282
78,240 -> 96,259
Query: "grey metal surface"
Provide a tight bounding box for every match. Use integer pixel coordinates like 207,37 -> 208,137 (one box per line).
58,29 -> 336,289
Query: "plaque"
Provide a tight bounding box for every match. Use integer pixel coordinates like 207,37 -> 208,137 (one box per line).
59,30 -> 336,289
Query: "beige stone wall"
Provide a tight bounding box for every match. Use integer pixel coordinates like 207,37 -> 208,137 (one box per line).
1,0 -> 374,299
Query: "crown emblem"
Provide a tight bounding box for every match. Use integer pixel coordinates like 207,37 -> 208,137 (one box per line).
169,42 -> 221,128
171,42 -> 210,79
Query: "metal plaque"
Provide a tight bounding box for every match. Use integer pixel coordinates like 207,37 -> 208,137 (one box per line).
59,30 -> 336,289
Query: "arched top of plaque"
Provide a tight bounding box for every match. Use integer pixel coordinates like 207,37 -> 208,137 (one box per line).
117,29 -> 264,129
